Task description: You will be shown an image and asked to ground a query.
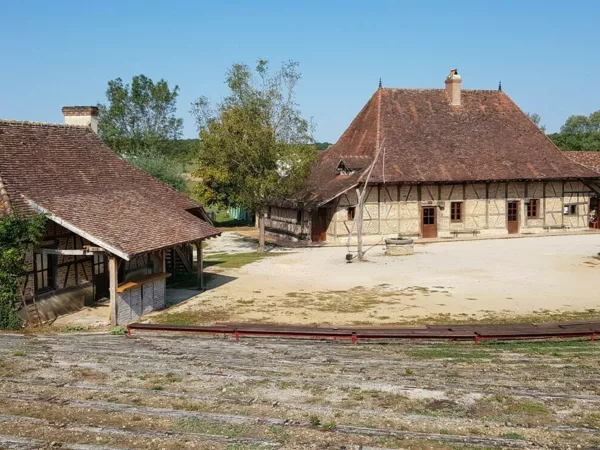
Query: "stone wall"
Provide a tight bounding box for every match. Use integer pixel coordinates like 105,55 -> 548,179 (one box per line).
116,278 -> 166,325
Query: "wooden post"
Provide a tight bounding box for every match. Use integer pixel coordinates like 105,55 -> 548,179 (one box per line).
197,241 -> 204,290
108,254 -> 118,327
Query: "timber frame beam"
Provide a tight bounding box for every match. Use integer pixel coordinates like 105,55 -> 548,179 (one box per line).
35,247 -> 106,256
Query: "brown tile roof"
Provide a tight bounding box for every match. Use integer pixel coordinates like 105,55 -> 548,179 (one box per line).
307,88 -> 599,205
564,151 -> 600,174
0,120 -> 220,259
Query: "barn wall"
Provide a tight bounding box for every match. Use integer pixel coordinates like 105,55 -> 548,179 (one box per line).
264,206 -> 311,241
20,221 -> 96,322
322,181 -> 593,242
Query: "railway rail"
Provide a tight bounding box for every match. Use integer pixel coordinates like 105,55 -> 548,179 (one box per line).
127,320 -> 600,343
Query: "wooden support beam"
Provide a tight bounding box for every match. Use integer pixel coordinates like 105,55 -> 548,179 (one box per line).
174,245 -> 193,274
197,241 -> 204,290
108,255 -> 118,327
35,248 -> 105,256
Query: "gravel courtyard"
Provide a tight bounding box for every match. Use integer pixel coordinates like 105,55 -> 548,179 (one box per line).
155,233 -> 600,326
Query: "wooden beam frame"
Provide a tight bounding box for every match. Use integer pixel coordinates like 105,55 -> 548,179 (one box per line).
35,248 -> 105,256
196,241 -> 204,290
108,255 -> 118,327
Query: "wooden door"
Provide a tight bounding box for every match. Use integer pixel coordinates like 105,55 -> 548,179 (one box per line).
311,208 -> 329,242
507,201 -> 519,234
93,253 -> 109,300
421,206 -> 437,238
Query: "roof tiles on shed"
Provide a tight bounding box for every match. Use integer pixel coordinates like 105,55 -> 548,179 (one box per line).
0,120 -> 220,258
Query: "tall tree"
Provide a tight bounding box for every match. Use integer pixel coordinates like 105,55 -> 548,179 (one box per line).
98,74 -> 183,155
548,110 -> 600,151
192,60 -> 317,252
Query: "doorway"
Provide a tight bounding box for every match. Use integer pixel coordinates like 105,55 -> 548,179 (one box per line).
93,253 -> 109,300
421,206 -> 437,238
311,208 -> 329,242
507,201 -> 519,234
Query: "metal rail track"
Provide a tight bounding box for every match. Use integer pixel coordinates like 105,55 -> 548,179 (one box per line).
127,321 -> 600,344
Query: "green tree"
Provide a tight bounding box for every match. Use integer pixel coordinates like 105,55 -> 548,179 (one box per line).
192,60 -> 317,252
98,74 -> 183,155
548,110 -> 600,151
526,112 -> 546,133
0,214 -> 46,329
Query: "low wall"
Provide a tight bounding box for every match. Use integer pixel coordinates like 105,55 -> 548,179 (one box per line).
116,278 -> 166,325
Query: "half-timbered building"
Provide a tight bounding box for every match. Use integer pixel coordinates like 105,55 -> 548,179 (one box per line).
265,70 -> 600,242
0,107 -> 220,325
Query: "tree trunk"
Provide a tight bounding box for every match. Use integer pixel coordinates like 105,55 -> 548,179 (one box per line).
258,211 -> 265,253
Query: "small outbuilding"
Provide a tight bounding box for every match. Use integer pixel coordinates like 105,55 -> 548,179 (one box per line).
0,107 -> 220,325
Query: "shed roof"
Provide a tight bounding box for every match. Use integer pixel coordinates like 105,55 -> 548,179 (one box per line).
307,88 -> 599,205
0,120 -> 220,259
565,151 -> 600,174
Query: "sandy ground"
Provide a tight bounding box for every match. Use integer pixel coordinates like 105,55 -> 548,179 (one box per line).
159,233 -> 600,325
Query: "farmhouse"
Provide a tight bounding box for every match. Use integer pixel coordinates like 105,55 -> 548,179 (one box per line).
266,70 -> 600,242
0,107 -> 220,326
565,151 -> 600,229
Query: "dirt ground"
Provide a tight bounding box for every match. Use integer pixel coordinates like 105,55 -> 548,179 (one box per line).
1,331 -> 600,449
152,233 -> 600,326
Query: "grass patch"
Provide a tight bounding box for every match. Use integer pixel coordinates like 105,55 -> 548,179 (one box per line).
408,348 -> 491,360
204,252 -> 280,269
151,307 -> 232,326
502,432 -> 525,440
12,350 -> 25,357
172,418 -> 250,438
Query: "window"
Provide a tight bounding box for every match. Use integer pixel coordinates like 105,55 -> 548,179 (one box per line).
347,207 -> 356,221
34,252 -> 55,294
450,202 -> 463,222
93,253 -> 106,275
296,210 -> 302,224
563,204 -> 577,216
267,207 -> 272,219
527,199 -> 540,218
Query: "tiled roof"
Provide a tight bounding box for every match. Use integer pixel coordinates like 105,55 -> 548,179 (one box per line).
565,151 -> 600,174
0,120 -> 220,259
307,88 -> 599,205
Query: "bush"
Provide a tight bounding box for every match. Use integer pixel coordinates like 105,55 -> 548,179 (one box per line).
0,214 -> 46,330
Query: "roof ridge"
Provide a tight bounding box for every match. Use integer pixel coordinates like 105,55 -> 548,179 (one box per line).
382,87 -> 501,93
0,119 -> 90,129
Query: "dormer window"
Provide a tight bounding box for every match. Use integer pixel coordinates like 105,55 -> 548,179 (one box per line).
336,159 -> 358,176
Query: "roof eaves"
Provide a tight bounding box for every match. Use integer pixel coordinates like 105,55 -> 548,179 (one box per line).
26,198 -> 131,261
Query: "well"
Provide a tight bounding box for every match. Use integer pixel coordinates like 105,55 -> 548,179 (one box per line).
385,237 -> 414,256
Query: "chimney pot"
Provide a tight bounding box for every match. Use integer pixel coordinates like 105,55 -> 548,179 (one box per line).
445,69 -> 462,106
62,106 -> 99,133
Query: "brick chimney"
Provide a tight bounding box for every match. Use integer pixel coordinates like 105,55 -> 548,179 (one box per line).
445,69 -> 462,106
62,106 -> 99,133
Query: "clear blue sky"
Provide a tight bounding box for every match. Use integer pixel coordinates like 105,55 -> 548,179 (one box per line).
1,0 -> 599,142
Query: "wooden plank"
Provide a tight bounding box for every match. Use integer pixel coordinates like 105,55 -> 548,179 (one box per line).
108,255 -> 118,327
197,241 -> 204,290
36,248 -> 102,256
116,272 -> 172,293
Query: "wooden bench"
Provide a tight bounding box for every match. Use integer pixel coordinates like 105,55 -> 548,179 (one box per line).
451,230 -> 481,238
543,225 -> 570,232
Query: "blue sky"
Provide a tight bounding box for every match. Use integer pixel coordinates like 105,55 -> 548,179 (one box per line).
1,0 -> 599,141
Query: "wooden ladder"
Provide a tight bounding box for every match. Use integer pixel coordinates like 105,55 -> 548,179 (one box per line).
18,279 -> 42,328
